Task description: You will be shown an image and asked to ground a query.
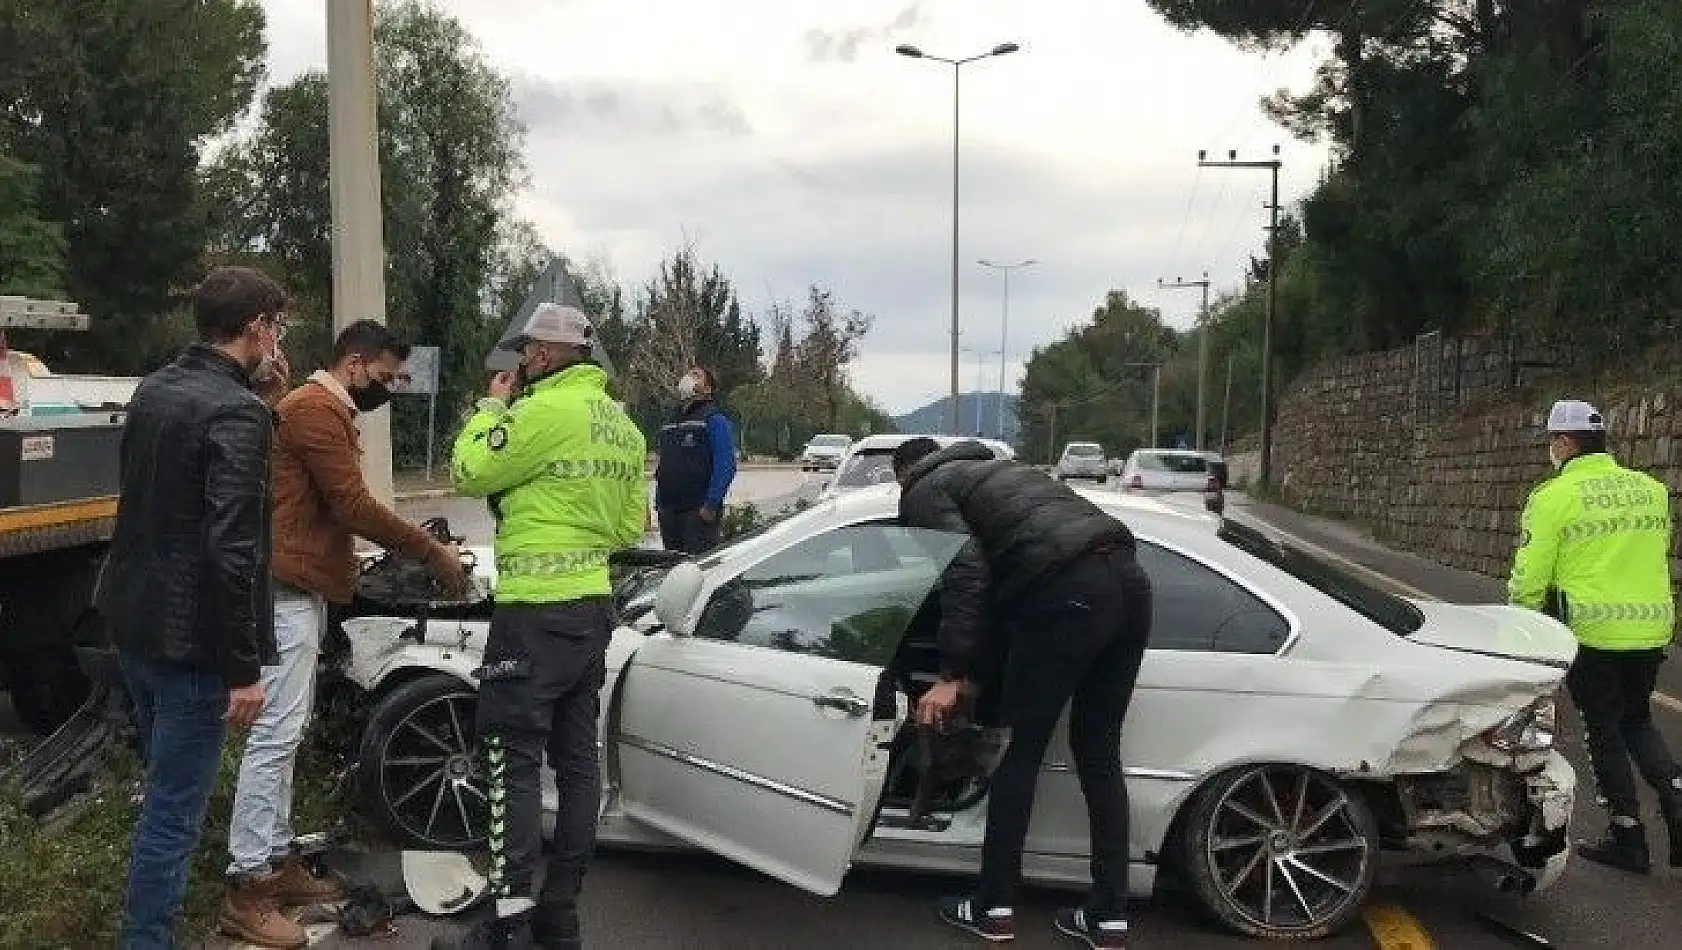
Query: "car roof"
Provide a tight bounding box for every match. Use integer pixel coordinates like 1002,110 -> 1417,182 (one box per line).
845,433 -> 1014,456
817,482 -> 1215,536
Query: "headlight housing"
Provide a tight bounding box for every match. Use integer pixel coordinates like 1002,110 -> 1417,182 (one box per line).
1482,695 -> 1557,753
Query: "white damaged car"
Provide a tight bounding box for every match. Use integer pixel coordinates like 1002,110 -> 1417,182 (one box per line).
337,488 -> 1575,940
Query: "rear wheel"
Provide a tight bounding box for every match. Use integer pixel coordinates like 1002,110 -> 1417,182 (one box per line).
1179,764 -> 1378,940
357,675 -> 489,849
7,642 -> 90,735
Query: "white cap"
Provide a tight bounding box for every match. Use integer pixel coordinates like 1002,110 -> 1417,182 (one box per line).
1546,399 -> 1607,433
498,302 -> 593,349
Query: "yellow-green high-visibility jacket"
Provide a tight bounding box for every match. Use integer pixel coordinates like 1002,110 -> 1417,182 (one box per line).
1509,452 -> 1676,650
451,363 -> 648,604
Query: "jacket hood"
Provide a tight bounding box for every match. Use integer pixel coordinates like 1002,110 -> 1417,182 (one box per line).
902,439 -> 996,489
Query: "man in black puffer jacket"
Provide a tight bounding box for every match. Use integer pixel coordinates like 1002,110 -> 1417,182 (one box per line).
895,438 -> 1151,950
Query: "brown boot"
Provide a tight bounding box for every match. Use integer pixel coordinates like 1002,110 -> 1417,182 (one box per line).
219,872 -> 308,949
271,852 -> 345,907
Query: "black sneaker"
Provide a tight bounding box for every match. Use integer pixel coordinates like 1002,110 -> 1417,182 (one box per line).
1577,820 -> 1651,875
938,895 -> 1015,942
431,908 -> 536,950
1054,907 -> 1128,949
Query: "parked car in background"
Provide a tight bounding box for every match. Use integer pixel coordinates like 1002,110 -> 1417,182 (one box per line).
820,433 -> 1014,500
1118,448 -> 1225,514
1054,441 -> 1108,482
799,433 -> 853,472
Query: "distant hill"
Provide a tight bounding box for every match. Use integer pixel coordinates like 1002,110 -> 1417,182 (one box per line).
893,393 -> 1020,445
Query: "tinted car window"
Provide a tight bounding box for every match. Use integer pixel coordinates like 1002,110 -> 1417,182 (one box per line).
1136,541 -> 1291,653
1218,520 -> 1425,636
1066,444 -> 1103,458
694,523 -> 966,665
1134,452 -> 1209,474
833,449 -> 898,489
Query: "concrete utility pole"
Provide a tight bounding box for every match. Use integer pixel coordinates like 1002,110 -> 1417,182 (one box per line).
1199,146 -> 1281,487
1159,272 -> 1211,450
327,0 -> 393,504
979,258 -> 1036,441
1123,361 -> 1163,449
896,42 -> 1021,436
1220,351 -> 1234,454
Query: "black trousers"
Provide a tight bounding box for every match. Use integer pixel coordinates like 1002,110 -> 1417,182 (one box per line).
1566,645 -> 1682,820
476,598 -> 614,936
974,548 -> 1152,919
658,507 -> 721,555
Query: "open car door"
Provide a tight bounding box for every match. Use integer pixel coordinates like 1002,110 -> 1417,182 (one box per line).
611,523 -> 967,896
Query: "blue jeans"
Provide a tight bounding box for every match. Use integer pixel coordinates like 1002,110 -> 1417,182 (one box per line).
227,584 -> 324,877
120,651 -> 228,950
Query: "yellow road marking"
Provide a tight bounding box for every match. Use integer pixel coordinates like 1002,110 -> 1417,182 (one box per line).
1363,902 -> 1436,950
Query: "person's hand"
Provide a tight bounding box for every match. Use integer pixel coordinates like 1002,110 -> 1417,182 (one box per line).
488,371 -> 517,401
428,542 -> 473,599
698,505 -> 719,524
915,678 -> 967,730
255,348 -> 291,406
227,683 -> 267,728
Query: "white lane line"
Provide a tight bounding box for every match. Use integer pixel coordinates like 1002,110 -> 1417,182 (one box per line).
1247,510 -> 1682,718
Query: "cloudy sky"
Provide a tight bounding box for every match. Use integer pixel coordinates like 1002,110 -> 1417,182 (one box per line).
260,0 -> 1332,414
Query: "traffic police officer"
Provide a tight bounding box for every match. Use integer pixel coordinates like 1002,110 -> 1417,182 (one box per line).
1510,399 -> 1682,874
444,303 -> 648,949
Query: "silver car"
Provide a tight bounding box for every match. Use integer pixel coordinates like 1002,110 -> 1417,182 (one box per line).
342,488 -> 1576,942
1055,441 -> 1108,482
799,434 -> 852,472
1119,449 -> 1225,513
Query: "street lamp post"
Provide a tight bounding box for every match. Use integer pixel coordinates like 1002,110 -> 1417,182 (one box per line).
962,346 -> 999,435
979,258 -> 1036,441
897,41 -> 1022,436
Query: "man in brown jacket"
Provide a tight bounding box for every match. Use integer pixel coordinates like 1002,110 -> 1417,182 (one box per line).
220,320 -> 470,948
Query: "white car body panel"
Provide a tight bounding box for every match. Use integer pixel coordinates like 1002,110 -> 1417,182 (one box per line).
342,486 -> 1577,903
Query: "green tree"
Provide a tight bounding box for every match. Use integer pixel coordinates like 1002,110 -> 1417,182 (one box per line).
0,155 -> 67,298
207,0 -> 528,466
0,0 -> 266,371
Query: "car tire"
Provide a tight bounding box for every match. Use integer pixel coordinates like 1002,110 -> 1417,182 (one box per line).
1178,764 -> 1378,940
357,674 -> 489,850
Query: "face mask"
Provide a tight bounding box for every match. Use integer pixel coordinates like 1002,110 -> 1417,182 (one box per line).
351,378 -> 392,413
677,375 -> 700,401
1548,442 -> 1564,471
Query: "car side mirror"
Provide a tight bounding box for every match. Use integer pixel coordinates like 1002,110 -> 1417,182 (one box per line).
654,562 -> 706,636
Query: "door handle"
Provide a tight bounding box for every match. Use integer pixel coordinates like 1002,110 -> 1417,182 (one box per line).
812,691 -> 871,718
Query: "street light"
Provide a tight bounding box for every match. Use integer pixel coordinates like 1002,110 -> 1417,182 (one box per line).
978,258 -> 1036,441
897,41 -> 1022,435
961,346 -> 1000,435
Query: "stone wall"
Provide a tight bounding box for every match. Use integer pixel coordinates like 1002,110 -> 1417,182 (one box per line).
1269,337 -> 1682,583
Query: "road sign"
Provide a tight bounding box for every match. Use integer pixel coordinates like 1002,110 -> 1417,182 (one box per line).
396,345 -> 441,481
486,256 -> 618,381
401,345 -> 440,396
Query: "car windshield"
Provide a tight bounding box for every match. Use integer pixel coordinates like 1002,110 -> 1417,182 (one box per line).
1066,444 -> 1102,458
833,449 -> 898,489
1135,452 -> 1208,474
1217,520 -> 1426,635
811,435 -> 850,448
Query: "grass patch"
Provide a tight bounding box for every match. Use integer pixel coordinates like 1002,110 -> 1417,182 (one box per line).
0,702 -> 358,947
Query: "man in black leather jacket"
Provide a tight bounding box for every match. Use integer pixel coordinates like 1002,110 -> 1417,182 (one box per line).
95,265 -> 287,950
894,438 -> 1151,950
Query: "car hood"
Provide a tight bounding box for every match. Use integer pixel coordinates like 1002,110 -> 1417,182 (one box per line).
1408,602 -> 1578,669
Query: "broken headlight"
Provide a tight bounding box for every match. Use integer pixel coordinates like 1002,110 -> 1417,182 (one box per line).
1481,696 -> 1557,754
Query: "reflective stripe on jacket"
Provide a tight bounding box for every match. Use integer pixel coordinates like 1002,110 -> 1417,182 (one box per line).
450,363 -> 648,604
1509,453 -> 1675,650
